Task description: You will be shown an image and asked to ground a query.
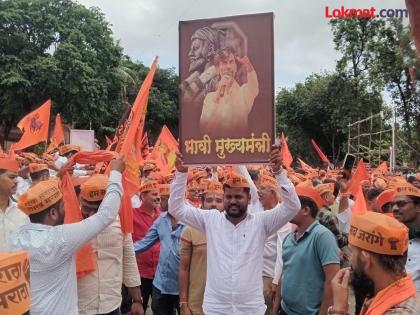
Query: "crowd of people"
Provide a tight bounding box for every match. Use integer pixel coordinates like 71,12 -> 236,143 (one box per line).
1,143 -> 420,315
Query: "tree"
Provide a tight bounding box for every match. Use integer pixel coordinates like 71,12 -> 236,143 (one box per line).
277,72 -> 383,165
330,17 -> 420,167
0,0 -> 126,144
0,0 -> 180,148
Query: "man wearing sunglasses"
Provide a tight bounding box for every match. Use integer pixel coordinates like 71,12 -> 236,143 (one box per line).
392,182 -> 420,293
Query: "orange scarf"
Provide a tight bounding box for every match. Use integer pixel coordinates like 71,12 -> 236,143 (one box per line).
61,172 -> 96,278
361,275 -> 416,315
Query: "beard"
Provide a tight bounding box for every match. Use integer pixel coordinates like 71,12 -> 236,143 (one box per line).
225,203 -> 247,218
350,266 -> 375,299
55,211 -> 65,226
189,57 -> 206,73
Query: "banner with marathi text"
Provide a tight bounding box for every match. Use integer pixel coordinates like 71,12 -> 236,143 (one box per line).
179,13 -> 275,164
0,251 -> 30,314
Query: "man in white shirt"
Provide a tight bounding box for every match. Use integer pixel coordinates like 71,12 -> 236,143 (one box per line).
77,174 -> 144,315
0,157 -> 29,252
169,146 -> 301,315
9,156 -> 125,315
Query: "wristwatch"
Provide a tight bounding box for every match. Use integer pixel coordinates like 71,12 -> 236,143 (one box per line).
327,306 -> 348,315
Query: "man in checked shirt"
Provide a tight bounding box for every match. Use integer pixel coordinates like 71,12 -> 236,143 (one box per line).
169,145 -> 301,315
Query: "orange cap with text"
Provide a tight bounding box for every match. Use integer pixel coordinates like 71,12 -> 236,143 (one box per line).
159,184 -> 170,196
140,180 -> 159,193
393,182 -> 420,198
18,179 -> 62,215
224,173 -> 250,189
80,174 -> 108,202
349,212 -> 408,256
204,180 -> 224,195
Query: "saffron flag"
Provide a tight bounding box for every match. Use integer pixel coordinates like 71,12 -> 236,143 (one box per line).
151,125 -> 179,174
348,160 -> 370,197
311,139 -> 331,164
280,133 -> 293,168
115,57 -> 158,234
13,100 -> 51,151
352,186 -> 368,215
372,161 -> 388,175
298,158 -> 316,174
47,113 -> 65,152
61,172 -> 96,278
0,144 -> 3,156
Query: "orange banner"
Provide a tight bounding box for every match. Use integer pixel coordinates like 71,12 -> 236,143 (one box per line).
280,132 -> 293,168
51,114 -> 65,147
151,125 -> 179,174
311,139 -> 331,164
13,100 -> 51,151
115,57 -> 158,234
348,160 -> 370,196
0,251 -> 30,314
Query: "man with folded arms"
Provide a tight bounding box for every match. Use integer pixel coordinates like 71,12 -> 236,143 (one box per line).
169,146 -> 301,315
77,174 -> 143,315
9,156 -> 125,315
330,211 -> 420,314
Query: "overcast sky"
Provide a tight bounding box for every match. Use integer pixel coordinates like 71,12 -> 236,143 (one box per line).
78,0 -> 407,91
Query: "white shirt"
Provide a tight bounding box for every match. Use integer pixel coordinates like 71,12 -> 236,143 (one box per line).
336,197 -> 354,235
13,176 -> 32,200
168,171 -> 300,315
77,217 -> 141,314
0,199 -> 29,252
407,238 -> 420,293
272,223 -> 292,285
9,171 -> 123,315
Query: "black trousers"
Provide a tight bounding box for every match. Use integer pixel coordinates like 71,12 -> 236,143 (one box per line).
279,310 -> 288,315
141,277 -> 154,312
151,285 -> 180,315
99,308 -> 121,315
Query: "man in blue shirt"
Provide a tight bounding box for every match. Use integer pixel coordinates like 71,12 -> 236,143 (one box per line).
133,194 -> 185,315
278,185 -> 340,315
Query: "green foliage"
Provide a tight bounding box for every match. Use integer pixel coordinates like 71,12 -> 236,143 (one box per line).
277,72 -> 382,165
0,0 -> 179,147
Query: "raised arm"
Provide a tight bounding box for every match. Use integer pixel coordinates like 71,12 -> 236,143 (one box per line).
61,157 -> 125,254
261,147 -> 300,236
168,153 -> 208,232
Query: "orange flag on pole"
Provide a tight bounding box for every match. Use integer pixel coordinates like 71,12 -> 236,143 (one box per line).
298,158 -> 316,173
372,161 -> 388,175
151,125 -> 179,174
61,172 -> 96,277
352,186 -> 368,215
280,132 -> 293,168
348,160 -> 370,196
115,57 -> 158,234
311,139 -> 331,164
51,114 -> 64,147
47,113 -> 65,152
13,100 -> 51,151
0,144 -> 4,156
